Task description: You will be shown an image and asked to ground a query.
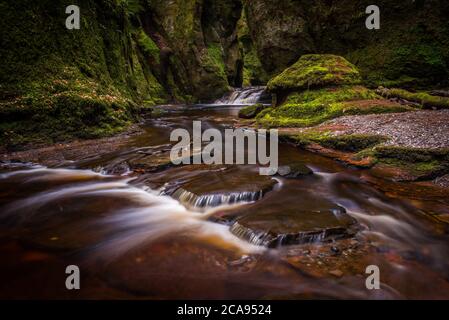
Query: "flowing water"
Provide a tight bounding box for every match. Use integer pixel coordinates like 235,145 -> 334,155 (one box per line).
1,89 -> 449,299
214,86 -> 270,105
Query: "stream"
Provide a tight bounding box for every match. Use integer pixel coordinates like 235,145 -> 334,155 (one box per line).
1,88 -> 449,299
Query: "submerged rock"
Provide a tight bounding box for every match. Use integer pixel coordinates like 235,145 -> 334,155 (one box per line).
277,163 -> 313,178
228,205 -> 358,248
166,166 -> 277,209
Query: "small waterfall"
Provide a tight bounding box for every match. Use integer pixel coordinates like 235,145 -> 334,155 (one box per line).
214,86 -> 268,105
169,187 -> 263,210
229,222 -> 355,248
230,222 -> 273,247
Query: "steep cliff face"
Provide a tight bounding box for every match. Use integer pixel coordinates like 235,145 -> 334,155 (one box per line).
0,0 -> 170,149
244,0 -> 449,87
143,0 -> 243,101
243,0 -> 315,75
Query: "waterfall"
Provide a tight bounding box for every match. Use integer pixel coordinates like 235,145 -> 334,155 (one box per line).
214,86 -> 269,105
169,187 -> 263,210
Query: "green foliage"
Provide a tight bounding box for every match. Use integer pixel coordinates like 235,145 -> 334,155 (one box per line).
346,25 -> 449,88
0,69 -> 139,150
119,0 -> 144,17
267,54 -> 361,92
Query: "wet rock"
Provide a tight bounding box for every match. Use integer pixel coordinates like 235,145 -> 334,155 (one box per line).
229,205 -> 358,248
430,90 -> 449,98
434,174 -> 449,188
100,161 -> 130,175
128,152 -> 174,173
167,166 -> 277,209
330,246 -> 340,255
238,103 -> 268,119
277,163 -> 313,178
95,237 -> 303,299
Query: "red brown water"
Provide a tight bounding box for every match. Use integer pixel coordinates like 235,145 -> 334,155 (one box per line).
0,104 -> 448,299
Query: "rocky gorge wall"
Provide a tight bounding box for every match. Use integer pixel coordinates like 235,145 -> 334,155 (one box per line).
244,0 -> 449,87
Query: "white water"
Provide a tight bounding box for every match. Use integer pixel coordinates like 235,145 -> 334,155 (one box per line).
214,86 -> 267,105
0,168 -> 264,260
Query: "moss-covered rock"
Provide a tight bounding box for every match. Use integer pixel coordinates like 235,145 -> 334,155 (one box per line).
377,88 -> 449,109
267,55 -> 361,94
315,134 -> 388,153
286,131 -> 388,153
257,86 -> 413,128
238,103 -> 268,119
373,146 -> 449,179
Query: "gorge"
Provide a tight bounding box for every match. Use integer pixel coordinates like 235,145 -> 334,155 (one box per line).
1,0 -> 449,300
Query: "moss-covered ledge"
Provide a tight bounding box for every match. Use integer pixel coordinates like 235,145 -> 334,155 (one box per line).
281,129 -> 449,182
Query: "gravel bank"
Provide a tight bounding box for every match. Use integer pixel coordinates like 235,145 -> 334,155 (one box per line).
322,110 -> 449,149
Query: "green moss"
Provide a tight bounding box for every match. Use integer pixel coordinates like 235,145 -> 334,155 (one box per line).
267,54 -> 361,93
286,131 -> 388,152
238,10 -> 269,86
202,43 -> 227,80
374,146 -> 449,177
136,29 -> 160,64
378,88 -> 449,109
257,86 -> 412,128
242,47 -> 269,86
315,135 -> 388,153
238,103 -> 268,119
0,90 -> 137,151
373,146 -> 449,163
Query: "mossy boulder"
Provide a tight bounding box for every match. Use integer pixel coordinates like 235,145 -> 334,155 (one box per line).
267,54 -> 361,94
238,103 -> 268,119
